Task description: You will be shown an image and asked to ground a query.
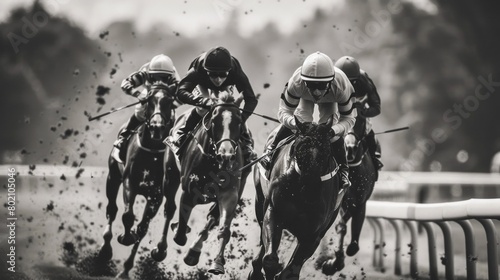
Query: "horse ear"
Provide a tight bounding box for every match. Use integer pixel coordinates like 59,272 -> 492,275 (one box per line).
234,95 -> 244,106
294,115 -> 306,133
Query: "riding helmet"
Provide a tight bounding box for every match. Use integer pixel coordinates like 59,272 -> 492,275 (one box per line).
301,51 -> 335,82
203,46 -> 232,72
335,56 -> 360,79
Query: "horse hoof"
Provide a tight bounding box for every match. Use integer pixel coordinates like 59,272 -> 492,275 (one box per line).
184,249 -> 201,266
117,232 -> 137,246
322,259 -> 344,276
97,243 -> 113,261
173,233 -> 187,246
208,261 -> 225,275
346,242 -> 359,256
151,248 -> 167,262
262,254 -> 281,276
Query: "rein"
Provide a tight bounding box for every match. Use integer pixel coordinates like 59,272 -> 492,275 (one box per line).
194,103 -> 241,159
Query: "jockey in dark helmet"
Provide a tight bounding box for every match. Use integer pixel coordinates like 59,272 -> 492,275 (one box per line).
335,56 -> 383,171
261,51 -> 356,190
112,54 -> 180,161
170,46 -> 258,164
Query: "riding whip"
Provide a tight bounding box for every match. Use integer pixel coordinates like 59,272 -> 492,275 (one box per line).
374,126 -> 409,135
238,135 -> 296,172
88,91 -> 147,121
239,108 -> 280,123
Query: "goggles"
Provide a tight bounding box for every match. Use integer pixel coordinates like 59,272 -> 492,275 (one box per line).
305,81 -> 330,91
207,71 -> 229,78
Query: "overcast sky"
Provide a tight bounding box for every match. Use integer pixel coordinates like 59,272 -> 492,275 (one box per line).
0,0 -> 435,37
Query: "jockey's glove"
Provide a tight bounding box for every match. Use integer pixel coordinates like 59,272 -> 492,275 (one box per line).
121,80 -> 134,95
199,97 -> 214,109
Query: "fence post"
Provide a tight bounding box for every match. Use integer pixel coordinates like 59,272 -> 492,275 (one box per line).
403,220 -> 419,279
436,221 -> 455,280
387,219 -> 402,275
476,218 -> 499,280
421,222 -> 438,280
368,218 -> 379,268
456,220 -> 477,280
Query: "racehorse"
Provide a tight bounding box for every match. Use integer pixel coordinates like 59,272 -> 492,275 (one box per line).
320,115 -> 377,275
151,91 -> 250,275
97,83 -> 176,278
249,116 -> 343,280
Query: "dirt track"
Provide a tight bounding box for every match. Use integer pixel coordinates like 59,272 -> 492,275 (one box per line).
0,167 -> 494,279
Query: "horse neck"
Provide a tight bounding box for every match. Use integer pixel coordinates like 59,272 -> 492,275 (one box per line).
292,150 -> 333,184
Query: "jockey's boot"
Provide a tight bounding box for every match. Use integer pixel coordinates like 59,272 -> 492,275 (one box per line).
240,124 -> 257,165
173,109 -> 202,155
260,125 -> 293,170
331,137 -> 351,190
366,131 -> 384,170
113,114 -> 142,161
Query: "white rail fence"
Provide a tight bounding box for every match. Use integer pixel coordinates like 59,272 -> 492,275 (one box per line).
366,199 -> 500,280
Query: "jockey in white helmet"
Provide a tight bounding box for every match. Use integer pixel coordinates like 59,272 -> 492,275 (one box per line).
113,54 -> 180,161
261,51 -> 356,190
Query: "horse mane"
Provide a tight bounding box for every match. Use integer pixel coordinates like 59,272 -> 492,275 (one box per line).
217,91 -> 235,104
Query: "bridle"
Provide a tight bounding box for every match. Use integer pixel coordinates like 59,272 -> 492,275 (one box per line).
144,86 -> 175,137
197,103 -> 241,161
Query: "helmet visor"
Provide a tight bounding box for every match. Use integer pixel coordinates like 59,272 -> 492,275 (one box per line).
305,81 -> 330,91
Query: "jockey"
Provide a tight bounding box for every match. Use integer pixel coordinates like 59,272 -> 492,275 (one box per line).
335,56 -> 383,170
171,46 -> 258,164
261,51 -> 356,190
113,54 -> 180,161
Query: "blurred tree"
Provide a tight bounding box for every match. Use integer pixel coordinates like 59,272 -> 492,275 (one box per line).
0,1 -> 107,163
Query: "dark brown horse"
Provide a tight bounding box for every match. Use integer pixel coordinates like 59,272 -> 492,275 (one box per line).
249,116 -> 343,280
152,91 -> 251,275
98,83 -> 176,278
321,116 -> 377,275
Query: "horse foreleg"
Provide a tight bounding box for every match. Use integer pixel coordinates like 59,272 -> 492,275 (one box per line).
117,199 -> 160,278
248,239 -> 266,280
276,239 -> 320,280
117,198 -> 161,279
118,182 -> 138,246
173,191 -> 195,246
208,192 -> 238,275
346,203 -> 366,256
184,211 -> 217,266
152,168 -> 180,262
262,204 -> 283,279
98,165 -> 121,261
322,210 -> 351,275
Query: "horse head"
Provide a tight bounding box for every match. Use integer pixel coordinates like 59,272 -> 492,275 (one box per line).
144,82 -> 175,141
292,115 -> 335,178
203,91 -> 242,170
